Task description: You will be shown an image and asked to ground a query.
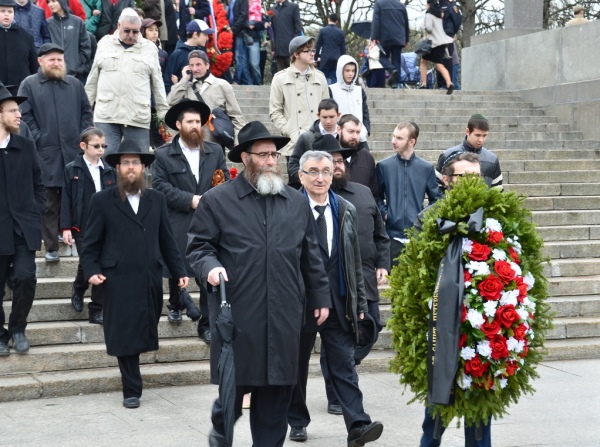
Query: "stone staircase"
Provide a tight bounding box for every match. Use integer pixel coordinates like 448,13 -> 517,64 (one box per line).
2,86 -> 600,402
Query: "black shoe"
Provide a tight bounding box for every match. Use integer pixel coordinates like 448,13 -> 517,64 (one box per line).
347,421 -> 384,447
0,339 -> 9,356
289,426 -> 307,442
208,428 -> 228,447
89,312 -> 103,325
123,397 -> 140,408
447,84 -> 455,95
71,286 -> 84,313
198,326 -> 211,345
327,403 -> 343,415
12,332 -> 30,354
418,85 -> 428,89
387,69 -> 399,87
44,251 -> 59,262
168,308 -> 182,323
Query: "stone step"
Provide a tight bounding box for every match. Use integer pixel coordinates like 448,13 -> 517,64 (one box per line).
543,337 -> 600,361
367,100 -> 536,110
370,140 -> 600,151
368,122 -> 571,134
511,170 -> 600,184
532,210 -> 600,227
537,225 -> 600,242
549,276 -> 600,297
544,240 -> 600,259
505,183 -> 600,197
525,196 -> 600,211
544,259 -> 600,278
368,130 -> 583,142
549,296 -> 600,318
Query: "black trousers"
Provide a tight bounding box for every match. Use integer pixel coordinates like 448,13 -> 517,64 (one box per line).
390,239 -> 406,268
117,354 -> 143,398
0,233 -> 36,342
42,187 -> 61,252
167,277 -> 209,329
212,384 -> 293,447
73,235 -> 103,316
288,312 -> 371,432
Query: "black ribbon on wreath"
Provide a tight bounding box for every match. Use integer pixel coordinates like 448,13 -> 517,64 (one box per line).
427,207 -> 484,439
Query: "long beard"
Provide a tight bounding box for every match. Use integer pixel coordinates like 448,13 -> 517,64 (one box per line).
339,136 -> 359,150
42,65 -> 67,81
245,158 -> 285,196
180,127 -> 204,148
118,171 -> 146,201
331,172 -> 348,191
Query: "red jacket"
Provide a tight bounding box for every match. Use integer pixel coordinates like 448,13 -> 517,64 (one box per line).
38,0 -> 86,21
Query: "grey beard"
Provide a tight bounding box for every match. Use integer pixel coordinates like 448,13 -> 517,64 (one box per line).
256,172 -> 285,195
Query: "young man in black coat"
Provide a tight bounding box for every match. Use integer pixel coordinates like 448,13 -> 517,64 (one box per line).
81,140 -> 188,409
314,13 -> 346,84
0,86 -> 45,356
152,100 -> 229,343
269,0 -> 302,72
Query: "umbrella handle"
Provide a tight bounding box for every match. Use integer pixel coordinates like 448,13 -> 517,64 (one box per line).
219,273 -> 227,306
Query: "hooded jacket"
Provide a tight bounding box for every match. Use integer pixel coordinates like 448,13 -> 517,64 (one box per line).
47,0 -> 92,77
329,55 -> 371,142
14,1 -> 51,50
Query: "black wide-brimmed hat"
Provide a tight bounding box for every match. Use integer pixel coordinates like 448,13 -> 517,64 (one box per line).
311,134 -> 356,158
354,313 -> 378,362
104,139 -> 155,168
164,99 -> 211,130
0,84 -> 27,106
228,121 -> 290,163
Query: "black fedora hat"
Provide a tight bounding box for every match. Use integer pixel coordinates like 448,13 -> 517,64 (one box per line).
0,84 -> 27,106
104,139 -> 155,168
228,121 -> 290,163
164,99 -> 211,130
311,134 -> 355,158
354,313 -> 378,362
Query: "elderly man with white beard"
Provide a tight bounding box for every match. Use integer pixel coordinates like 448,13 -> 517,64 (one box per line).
186,121 -> 331,447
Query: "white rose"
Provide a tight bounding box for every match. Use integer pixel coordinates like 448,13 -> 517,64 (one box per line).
492,248 -> 507,261
507,337 -> 524,353
458,373 -> 473,390
462,238 -> 473,254
460,346 -> 476,360
510,262 -> 522,277
477,340 -> 492,357
500,290 -> 519,307
467,309 -> 485,329
483,300 -> 498,317
485,218 -> 502,232
524,272 -> 535,291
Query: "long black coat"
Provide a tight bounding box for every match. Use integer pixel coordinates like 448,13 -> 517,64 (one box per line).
152,136 -> 229,277
335,181 -> 390,302
371,0 -> 410,48
315,24 -> 346,71
81,188 -> 187,357
186,173 -> 331,386
0,22 -> 39,87
19,72 -> 93,187
0,134 -> 45,254
270,0 -> 302,57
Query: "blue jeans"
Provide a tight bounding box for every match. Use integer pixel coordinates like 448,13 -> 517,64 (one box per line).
247,40 -> 261,85
420,407 -> 491,447
95,123 -> 150,156
233,36 -> 252,85
321,67 -> 336,84
452,64 -> 461,90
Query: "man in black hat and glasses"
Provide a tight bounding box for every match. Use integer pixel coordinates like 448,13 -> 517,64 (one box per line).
0,85 -> 45,356
81,139 -> 189,409
187,121 -> 331,447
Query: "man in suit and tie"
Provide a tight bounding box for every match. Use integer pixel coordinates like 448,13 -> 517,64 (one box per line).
81,139 -> 189,409
288,148 -> 384,446
152,99 -> 229,343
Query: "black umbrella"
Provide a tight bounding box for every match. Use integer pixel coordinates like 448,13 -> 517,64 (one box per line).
350,20 -> 372,40
214,273 -> 236,446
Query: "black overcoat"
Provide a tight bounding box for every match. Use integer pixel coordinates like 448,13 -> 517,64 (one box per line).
336,181 -> 390,302
152,136 -> 229,277
0,134 -> 45,254
270,0 -> 302,57
186,173 -> 331,386
0,22 -> 38,87
81,188 -> 187,357
19,72 -> 93,187
370,0 -> 410,48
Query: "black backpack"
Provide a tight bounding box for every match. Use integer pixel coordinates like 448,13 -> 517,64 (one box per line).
190,82 -> 235,148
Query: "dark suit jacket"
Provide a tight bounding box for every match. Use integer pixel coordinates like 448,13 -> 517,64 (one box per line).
315,24 -> 346,71
371,0 -> 410,48
81,187 -> 186,356
152,136 -> 229,276
0,134 -> 45,254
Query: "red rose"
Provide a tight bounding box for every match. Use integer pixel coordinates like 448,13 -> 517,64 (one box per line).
464,270 -> 472,284
480,374 -> 495,390
505,360 -> 519,376
465,355 -> 490,378
496,305 -> 521,328
459,333 -> 467,348
461,305 -> 468,323
513,323 -> 528,340
494,260 -> 516,284
508,247 -> 521,264
480,318 -> 501,339
490,334 -> 509,359
478,275 -> 504,301
468,242 -> 491,261
520,344 -> 529,358
516,282 -> 528,302
487,231 -> 503,245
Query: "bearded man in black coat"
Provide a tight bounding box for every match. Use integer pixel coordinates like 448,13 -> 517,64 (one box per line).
0,86 -> 45,356
81,140 -> 188,409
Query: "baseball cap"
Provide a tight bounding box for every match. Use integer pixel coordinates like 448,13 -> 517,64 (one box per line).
186,19 -> 214,35
188,50 -> 210,64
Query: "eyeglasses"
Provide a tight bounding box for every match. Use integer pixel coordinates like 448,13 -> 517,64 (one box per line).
332,159 -> 345,166
451,173 -> 482,177
87,143 -> 109,149
119,160 -> 142,167
247,152 -> 281,160
300,169 -> 333,179
122,28 -> 140,35
0,108 -> 22,114
301,49 -> 316,54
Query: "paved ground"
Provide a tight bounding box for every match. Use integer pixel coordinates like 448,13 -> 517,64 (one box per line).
0,359 -> 598,447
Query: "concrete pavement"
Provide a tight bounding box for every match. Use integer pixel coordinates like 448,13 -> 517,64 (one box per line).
0,359 -> 598,447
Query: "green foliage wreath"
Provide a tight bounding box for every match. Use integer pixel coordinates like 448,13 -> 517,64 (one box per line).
387,176 -> 553,427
